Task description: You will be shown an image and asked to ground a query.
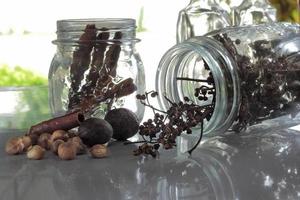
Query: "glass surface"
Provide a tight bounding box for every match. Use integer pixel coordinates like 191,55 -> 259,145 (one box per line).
235,0 -> 277,25
176,0 -> 231,43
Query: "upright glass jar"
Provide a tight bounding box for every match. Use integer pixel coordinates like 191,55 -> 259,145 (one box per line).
234,0 -> 277,25
156,22 -> 300,136
176,0 -> 231,43
49,19 -> 145,121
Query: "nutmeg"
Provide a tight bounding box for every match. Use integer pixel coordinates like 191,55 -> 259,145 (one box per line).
90,144 -> 108,158
37,133 -> 51,150
5,137 -> 24,155
58,142 -> 77,160
27,145 -> 45,160
50,130 -> 68,144
51,139 -> 65,154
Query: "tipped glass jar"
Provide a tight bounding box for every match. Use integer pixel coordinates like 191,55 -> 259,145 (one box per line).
48,19 -> 145,121
156,22 -> 300,137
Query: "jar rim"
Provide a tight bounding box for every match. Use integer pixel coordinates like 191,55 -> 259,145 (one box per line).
54,18 -> 139,45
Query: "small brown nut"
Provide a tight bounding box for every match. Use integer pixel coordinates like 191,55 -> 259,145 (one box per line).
20,136 -> 32,151
27,145 -> 45,160
69,137 -> 86,155
90,144 -> 108,158
58,142 -> 77,160
50,130 -> 68,144
38,133 -> 51,150
51,139 -> 65,154
5,137 -> 24,155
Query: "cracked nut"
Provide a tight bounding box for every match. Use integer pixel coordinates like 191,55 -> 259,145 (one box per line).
58,142 -> 77,160
90,144 -> 108,158
5,137 -> 24,155
27,145 -> 45,160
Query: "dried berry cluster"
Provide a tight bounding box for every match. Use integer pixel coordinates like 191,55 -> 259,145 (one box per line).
133,82 -> 215,157
214,33 -> 300,132
5,130 -> 108,160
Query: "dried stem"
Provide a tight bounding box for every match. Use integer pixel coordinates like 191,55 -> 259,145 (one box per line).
27,111 -> 85,136
187,121 -> 203,155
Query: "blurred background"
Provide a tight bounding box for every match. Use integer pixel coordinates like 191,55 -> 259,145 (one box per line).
0,0 -> 298,129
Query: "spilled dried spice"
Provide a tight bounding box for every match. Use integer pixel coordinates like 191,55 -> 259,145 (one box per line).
129,72 -> 216,157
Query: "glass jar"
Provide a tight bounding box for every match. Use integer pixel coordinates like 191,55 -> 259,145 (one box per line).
234,0 -> 277,25
156,22 -> 300,136
48,18 -> 145,121
176,0 -> 232,43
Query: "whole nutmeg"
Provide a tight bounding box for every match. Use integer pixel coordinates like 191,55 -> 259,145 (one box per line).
104,108 -> 139,141
50,130 -> 68,144
27,145 -> 45,160
20,136 -> 32,151
78,118 -> 113,147
69,137 -> 86,155
51,139 -> 65,154
90,144 -> 108,158
38,133 -> 51,150
5,137 -> 24,155
58,142 -> 77,160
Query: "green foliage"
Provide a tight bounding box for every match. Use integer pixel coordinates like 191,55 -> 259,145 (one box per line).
0,65 -> 47,86
136,6 -> 147,32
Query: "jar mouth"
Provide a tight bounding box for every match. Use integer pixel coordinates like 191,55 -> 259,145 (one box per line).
54,18 -> 139,45
156,37 -> 240,135
57,18 -> 136,30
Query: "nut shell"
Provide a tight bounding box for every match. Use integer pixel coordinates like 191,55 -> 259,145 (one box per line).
51,139 -> 65,154
27,145 -> 45,160
20,136 -> 32,151
50,130 -> 68,144
5,137 -> 24,155
38,133 -> 51,150
69,137 -> 86,155
58,142 -> 77,160
90,144 -> 108,158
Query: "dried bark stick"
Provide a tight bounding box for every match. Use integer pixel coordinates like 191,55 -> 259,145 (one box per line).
68,24 -> 97,109
27,111 -> 85,136
81,29 -> 110,96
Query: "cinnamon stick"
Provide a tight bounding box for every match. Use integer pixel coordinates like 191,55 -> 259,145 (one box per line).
27,111 -> 85,136
68,24 -> 97,109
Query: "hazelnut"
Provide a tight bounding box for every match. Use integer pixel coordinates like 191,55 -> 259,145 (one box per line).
38,133 -> 51,150
51,139 -> 65,154
58,142 -> 77,160
27,145 -> 45,160
90,144 -> 108,158
20,136 -> 32,151
5,137 -> 24,155
50,130 -> 68,144
69,137 -> 86,155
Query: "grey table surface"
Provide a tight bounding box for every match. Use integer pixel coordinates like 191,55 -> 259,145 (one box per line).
0,118 -> 300,200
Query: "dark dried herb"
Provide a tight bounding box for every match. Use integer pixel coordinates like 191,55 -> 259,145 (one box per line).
131,73 -> 215,157
215,33 -> 300,132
